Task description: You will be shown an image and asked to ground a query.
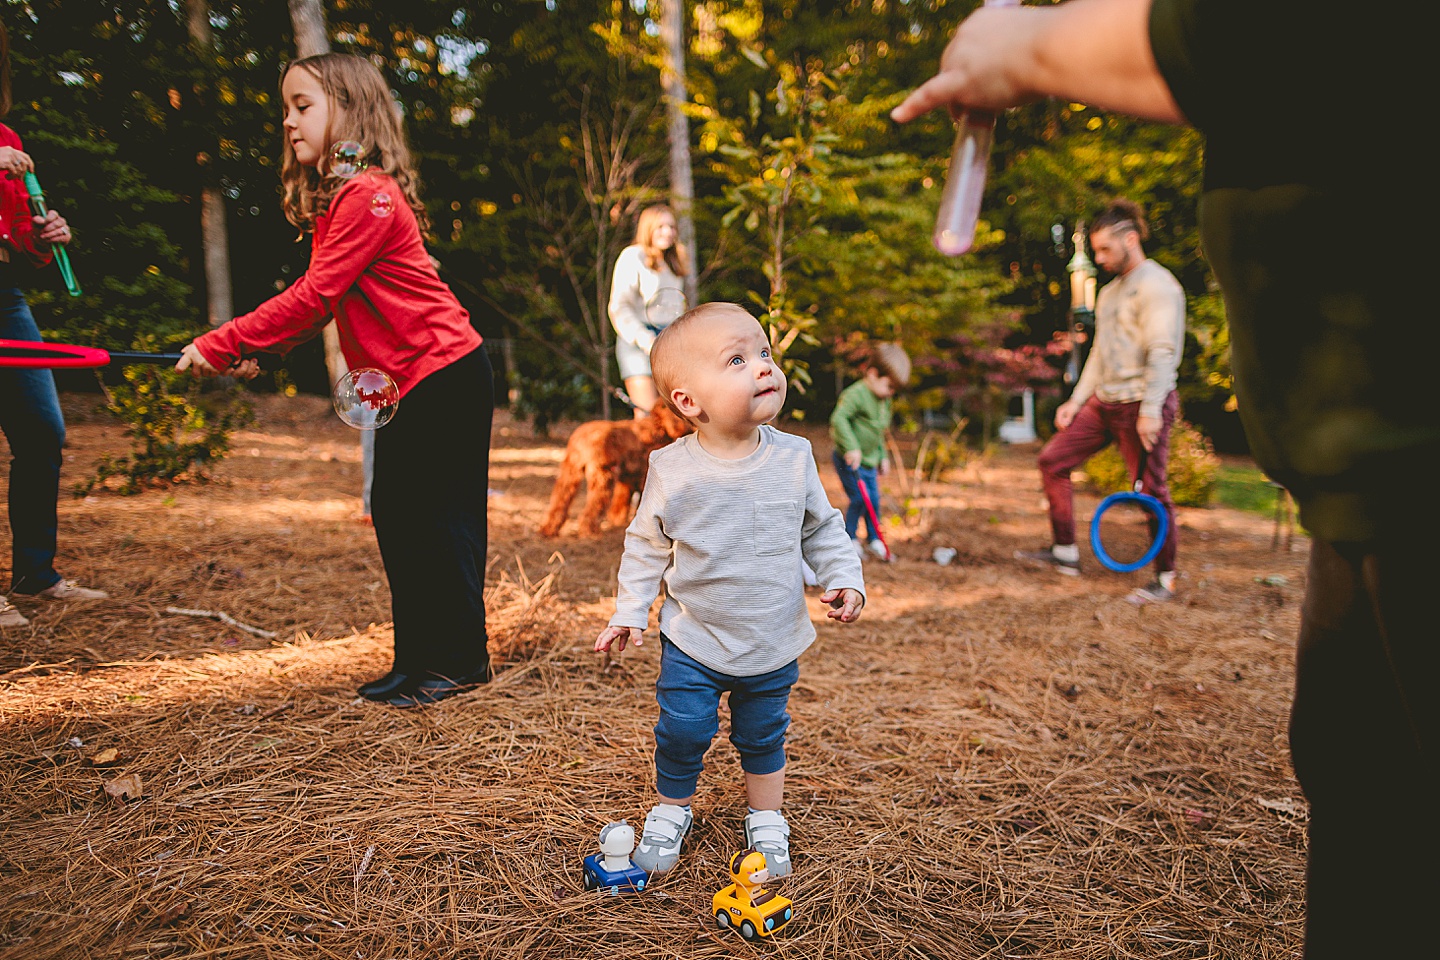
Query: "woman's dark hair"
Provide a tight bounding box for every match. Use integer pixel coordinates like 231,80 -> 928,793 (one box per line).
1,19 -> 12,120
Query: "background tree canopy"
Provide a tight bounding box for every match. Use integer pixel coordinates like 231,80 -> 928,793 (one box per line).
3,0 -> 1242,449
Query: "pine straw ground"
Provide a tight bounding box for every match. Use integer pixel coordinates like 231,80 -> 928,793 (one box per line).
0,394 -> 1311,960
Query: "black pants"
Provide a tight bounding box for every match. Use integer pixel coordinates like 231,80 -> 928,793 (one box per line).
1292,535 -> 1438,957
371,347 -> 494,680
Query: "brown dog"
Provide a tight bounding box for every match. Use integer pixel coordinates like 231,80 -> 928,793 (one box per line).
538,403 -> 692,537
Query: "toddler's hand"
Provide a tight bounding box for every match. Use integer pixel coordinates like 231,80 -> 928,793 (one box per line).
595,625 -> 643,653
822,588 -> 864,623
844,450 -> 863,470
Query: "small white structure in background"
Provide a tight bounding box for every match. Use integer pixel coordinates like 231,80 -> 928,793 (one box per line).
998,388 -> 1038,444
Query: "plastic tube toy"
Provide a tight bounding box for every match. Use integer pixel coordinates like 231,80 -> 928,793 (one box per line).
21,172 -> 82,297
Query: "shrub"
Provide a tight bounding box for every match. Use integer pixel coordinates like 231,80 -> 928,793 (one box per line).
512,373 -> 596,437
1083,418 -> 1219,507
77,367 -> 253,496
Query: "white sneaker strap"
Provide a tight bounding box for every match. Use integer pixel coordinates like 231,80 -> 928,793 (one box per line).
747,810 -> 789,842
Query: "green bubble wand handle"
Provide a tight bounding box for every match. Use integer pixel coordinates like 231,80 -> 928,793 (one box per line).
21,172 -> 82,297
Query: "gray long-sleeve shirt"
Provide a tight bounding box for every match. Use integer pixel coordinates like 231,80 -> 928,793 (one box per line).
1072,258 -> 1186,420
609,426 -> 865,677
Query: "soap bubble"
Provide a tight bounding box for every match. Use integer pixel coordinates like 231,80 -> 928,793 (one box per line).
370,193 -> 394,218
645,287 -> 687,329
333,368 -> 399,430
328,141 -> 368,179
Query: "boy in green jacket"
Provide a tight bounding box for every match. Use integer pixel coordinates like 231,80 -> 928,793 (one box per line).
829,342 -> 910,561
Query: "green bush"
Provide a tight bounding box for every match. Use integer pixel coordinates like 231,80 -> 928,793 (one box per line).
513,373 -> 597,438
1083,418 -> 1219,507
77,367 -> 253,496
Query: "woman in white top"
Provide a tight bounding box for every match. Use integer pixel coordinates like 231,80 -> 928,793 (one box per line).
609,204 -> 689,418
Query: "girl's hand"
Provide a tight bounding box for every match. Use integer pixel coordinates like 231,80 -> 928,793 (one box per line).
175,343 -> 221,378
822,588 -> 865,623
34,210 -> 71,246
0,146 -> 33,177
879,458 -> 891,476
843,450 -> 863,470
595,625 -> 644,653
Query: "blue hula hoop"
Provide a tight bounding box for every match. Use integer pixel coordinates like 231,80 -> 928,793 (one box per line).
1090,490 -> 1168,573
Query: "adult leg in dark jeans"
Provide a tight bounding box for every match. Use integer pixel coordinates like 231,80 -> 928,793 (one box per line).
1291,535 -> 1439,957
370,348 -> 495,706
0,289 -> 65,595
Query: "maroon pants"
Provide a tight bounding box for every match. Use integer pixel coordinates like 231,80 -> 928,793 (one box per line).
1036,391 -> 1179,574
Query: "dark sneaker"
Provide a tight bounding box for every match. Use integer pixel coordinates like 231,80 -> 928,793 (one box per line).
1014,548 -> 1080,576
1126,580 -> 1175,605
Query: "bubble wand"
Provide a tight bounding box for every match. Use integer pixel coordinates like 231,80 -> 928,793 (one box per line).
21,172 -> 82,297
932,0 -> 1020,256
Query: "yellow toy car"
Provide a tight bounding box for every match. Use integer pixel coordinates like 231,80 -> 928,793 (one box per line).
712,848 -> 793,940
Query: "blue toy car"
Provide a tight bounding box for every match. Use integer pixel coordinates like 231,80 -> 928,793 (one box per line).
582,852 -> 648,895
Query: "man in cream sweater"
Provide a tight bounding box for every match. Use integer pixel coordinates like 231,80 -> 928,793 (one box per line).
1017,199 -> 1186,603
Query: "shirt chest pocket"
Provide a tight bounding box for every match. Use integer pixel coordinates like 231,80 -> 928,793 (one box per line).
753,500 -> 800,556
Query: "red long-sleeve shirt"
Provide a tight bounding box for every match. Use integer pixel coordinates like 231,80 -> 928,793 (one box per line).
195,171 -> 480,397
0,124 -> 55,268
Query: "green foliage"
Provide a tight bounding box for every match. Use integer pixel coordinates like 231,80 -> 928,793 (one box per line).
511,372 -> 597,439
4,0 -> 1236,449
77,368 -> 253,496
1083,419 -> 1220,508
1215,462 -> 1285,517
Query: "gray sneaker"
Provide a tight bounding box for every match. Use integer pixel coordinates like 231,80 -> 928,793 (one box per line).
1014,547 -> 1080,576
743,809 -> 792,878
0,597 -> 29,628
1127,580 -> 1175,605
632,804 -> 692,875
36,580 -> 108,601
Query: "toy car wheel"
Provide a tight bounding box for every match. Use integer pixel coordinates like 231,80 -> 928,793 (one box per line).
583,871 -> 599,892
740,920 -> 760,941
714,909 -> 732,930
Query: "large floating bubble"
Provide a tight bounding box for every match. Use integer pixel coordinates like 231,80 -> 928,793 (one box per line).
328,141 -> 368,179
333,367 -> 399,430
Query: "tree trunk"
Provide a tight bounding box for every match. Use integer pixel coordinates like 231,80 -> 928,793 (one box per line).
659,0 -> 699,307
287,0 -> 345,387
289,0 -> 330,59
184,0 -> 233,328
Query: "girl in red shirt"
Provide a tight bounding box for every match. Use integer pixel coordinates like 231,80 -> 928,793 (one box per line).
178,53 -> 493,708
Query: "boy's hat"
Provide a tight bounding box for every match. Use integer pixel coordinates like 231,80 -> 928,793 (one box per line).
874,342 -> 912,387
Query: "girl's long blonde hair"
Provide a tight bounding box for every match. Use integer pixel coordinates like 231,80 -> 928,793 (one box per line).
635,205 -> 689,277
279,53 -> 429,233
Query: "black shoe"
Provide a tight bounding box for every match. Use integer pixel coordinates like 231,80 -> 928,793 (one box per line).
387,668 -> 490,708
358,670 -> 416,701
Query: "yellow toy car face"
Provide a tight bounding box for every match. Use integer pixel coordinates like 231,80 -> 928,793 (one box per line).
711,883 -> 793,940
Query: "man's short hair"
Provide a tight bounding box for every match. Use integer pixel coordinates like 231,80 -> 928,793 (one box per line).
1091,198 -> 1149,241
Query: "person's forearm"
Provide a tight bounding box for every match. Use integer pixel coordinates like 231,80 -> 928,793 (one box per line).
893,0 -> 1184,125
1030,0 -> 1184,122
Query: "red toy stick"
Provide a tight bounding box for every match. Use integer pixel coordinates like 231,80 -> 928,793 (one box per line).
0,339 -> 182,369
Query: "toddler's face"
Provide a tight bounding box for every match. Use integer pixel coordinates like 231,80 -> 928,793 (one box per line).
864,368 -> 896,399
678,308 -> 786,431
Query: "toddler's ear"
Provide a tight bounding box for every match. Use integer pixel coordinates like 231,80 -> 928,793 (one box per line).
671,388 -> 700,420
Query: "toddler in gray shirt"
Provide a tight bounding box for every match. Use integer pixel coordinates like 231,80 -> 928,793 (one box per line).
595,302 -> 865,880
